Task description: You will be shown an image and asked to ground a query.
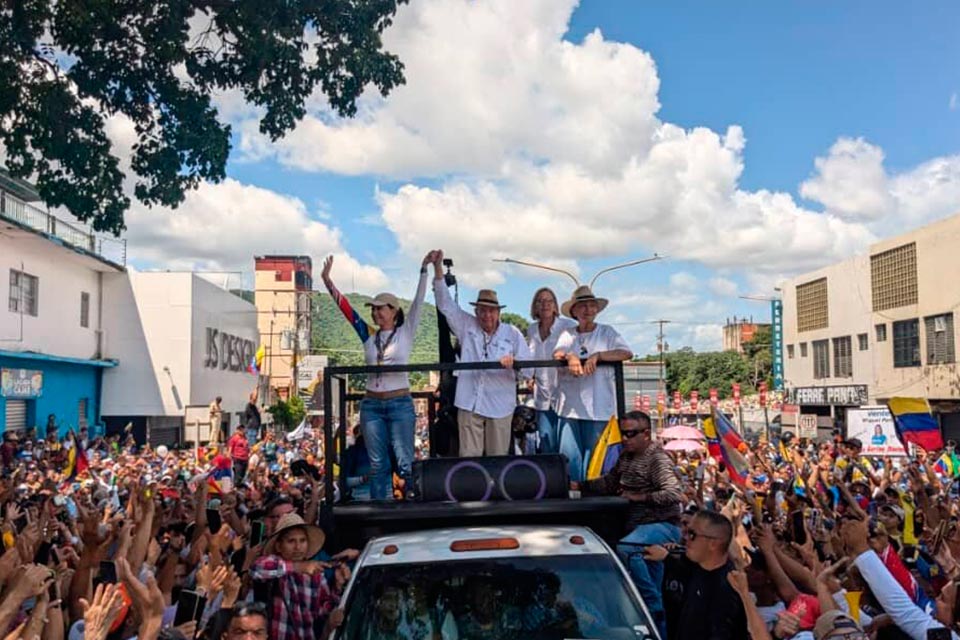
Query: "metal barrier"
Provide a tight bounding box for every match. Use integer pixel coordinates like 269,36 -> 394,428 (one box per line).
321,359 -> 625,505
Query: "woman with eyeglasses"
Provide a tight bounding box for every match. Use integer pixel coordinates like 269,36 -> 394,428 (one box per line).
526,287 -> 576,453
321,252 -> 434,501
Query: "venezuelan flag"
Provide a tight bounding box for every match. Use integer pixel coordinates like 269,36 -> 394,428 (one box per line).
586,416 -> 622,480
887,398 -> 942,452
934,452 -> 960,478
63,433 -> 89,481
703,407 -> 750,486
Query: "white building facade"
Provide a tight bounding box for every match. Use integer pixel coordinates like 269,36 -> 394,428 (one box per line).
100,271 -> 259,445
782,213 -> 960,435
0,171 -> 125,436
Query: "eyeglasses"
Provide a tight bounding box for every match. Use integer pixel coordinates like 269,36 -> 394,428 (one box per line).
621,429 -> 649,439
686,529 -> 721,542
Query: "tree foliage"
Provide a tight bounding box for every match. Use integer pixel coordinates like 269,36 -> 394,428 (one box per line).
665,347 -> 752,398
741,325 -> 773,389
0,0 -> 407,234
267,395 -> 305,430
500,312 -> 529,334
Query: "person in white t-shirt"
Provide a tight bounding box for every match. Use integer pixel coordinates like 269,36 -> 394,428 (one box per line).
526,287 -> 576,454
553,285 -> 632,482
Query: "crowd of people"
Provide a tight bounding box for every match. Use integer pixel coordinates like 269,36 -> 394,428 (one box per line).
4,249 -> 960,640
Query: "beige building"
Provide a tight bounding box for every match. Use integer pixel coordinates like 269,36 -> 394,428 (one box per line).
254,256 -> 312,401
782,213 -> 960,431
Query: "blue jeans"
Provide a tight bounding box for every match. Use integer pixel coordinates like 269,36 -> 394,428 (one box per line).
617,522 -> 682,639
360,395 -> 415,501
536,409 -> 560,454
558,417 -> 607,482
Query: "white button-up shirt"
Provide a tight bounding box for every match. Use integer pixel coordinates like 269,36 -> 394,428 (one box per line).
526,317 -> 577,411
434,278 -> 532,419
554,323 -> 631,421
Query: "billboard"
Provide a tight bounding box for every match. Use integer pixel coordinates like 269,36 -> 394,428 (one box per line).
846,406 -> 907,457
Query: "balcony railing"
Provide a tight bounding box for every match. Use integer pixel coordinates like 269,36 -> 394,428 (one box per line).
0,190 -> 127,266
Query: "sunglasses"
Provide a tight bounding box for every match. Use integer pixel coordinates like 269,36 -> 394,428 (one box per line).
686,529 -> 721,542
621,429 -> 650,439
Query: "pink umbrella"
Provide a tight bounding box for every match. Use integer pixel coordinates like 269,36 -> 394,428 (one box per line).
659,425 -> 705,440
663,439 -> 703,452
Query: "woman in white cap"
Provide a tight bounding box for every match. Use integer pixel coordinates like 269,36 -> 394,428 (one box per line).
527,287 -> 576,453
553,285 -> 632,482
321,252 -> 433,500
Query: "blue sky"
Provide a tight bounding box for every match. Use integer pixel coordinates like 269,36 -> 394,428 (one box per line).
120,0 -> 960,355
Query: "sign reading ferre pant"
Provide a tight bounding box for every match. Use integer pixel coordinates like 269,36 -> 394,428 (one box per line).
203,328 -> 256,373
788,385 -> 869,406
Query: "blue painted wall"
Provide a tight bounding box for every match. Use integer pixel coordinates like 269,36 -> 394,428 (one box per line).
0,356 -> 103,438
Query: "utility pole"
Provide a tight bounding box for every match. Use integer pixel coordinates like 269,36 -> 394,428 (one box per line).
653,319 -> 671,428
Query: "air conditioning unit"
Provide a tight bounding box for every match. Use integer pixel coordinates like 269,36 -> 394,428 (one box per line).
934,317 -> 947,333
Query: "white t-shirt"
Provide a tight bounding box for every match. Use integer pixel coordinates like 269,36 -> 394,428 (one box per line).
554,323 -> 631,420
526,317 -> 577,411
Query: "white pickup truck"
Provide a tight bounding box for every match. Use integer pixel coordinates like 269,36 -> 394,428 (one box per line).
332,525 -> 659,640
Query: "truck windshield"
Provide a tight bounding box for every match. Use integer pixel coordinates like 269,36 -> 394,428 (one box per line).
338,554 -> 657,640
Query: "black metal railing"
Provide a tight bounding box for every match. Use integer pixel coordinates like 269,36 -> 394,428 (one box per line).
321,359 -> 625,505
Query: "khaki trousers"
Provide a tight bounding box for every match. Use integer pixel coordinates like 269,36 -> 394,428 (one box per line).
458,410 -> 512,457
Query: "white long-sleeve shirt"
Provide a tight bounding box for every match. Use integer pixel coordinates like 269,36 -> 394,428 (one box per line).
526,317 -> 577,411
326,271 -> 428,393
853,549 -> 959,640
434,278 -> 532,419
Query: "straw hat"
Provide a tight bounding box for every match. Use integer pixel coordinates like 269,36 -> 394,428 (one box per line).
265,513 -> 326,558
365,292 -> 400,308
561,285 -> 609,318
469,289 -> 505,309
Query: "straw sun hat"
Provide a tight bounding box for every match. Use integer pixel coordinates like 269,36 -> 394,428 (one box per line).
561,285 -> 609,319
265,513 -> 326,558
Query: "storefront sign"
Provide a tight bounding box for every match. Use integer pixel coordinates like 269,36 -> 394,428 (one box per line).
798,414 -> 818,439
846,406 -> 907,457
789,385 -> 869,406
1,368 -> 43,398
203,328 -> 256,373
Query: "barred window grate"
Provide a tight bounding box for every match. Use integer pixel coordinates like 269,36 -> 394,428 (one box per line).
813,339 -> 830,379
796,278 -> 829,332
876,324 -> 887,342
871,243 -> 918,311
925,313 -> 956,365
833,336 -> 853,378
893,319 -> 921,368
858,333 -> 869,351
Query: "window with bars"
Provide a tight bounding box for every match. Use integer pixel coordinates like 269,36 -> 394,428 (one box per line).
833,336 -> 853,378
858,333 -> 869,351
796,278 -> 829,332
813,340 -> 830,379
871,243 -> 918,311
925,313 -> 956,365
800,342 -> 808,358
787,344 -> 795,359
9,270 -> 39,317
893,319 -> 921,368
80,292 -> 90,328
876,324 -> 887,342
78,398 -> 89,428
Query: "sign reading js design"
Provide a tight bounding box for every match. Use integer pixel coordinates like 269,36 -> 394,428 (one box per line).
203,328 -> 256,373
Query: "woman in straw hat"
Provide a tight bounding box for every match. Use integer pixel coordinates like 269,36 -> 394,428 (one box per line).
527,287 -> 576,453
553,285 -> 632,482
251,512 -> 351,639
321,252 -> 434,500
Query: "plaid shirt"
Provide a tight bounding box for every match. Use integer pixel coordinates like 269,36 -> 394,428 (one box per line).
251,555 -> 340,640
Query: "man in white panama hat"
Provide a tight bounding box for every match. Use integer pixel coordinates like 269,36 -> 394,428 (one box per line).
432,251 -> 533,456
